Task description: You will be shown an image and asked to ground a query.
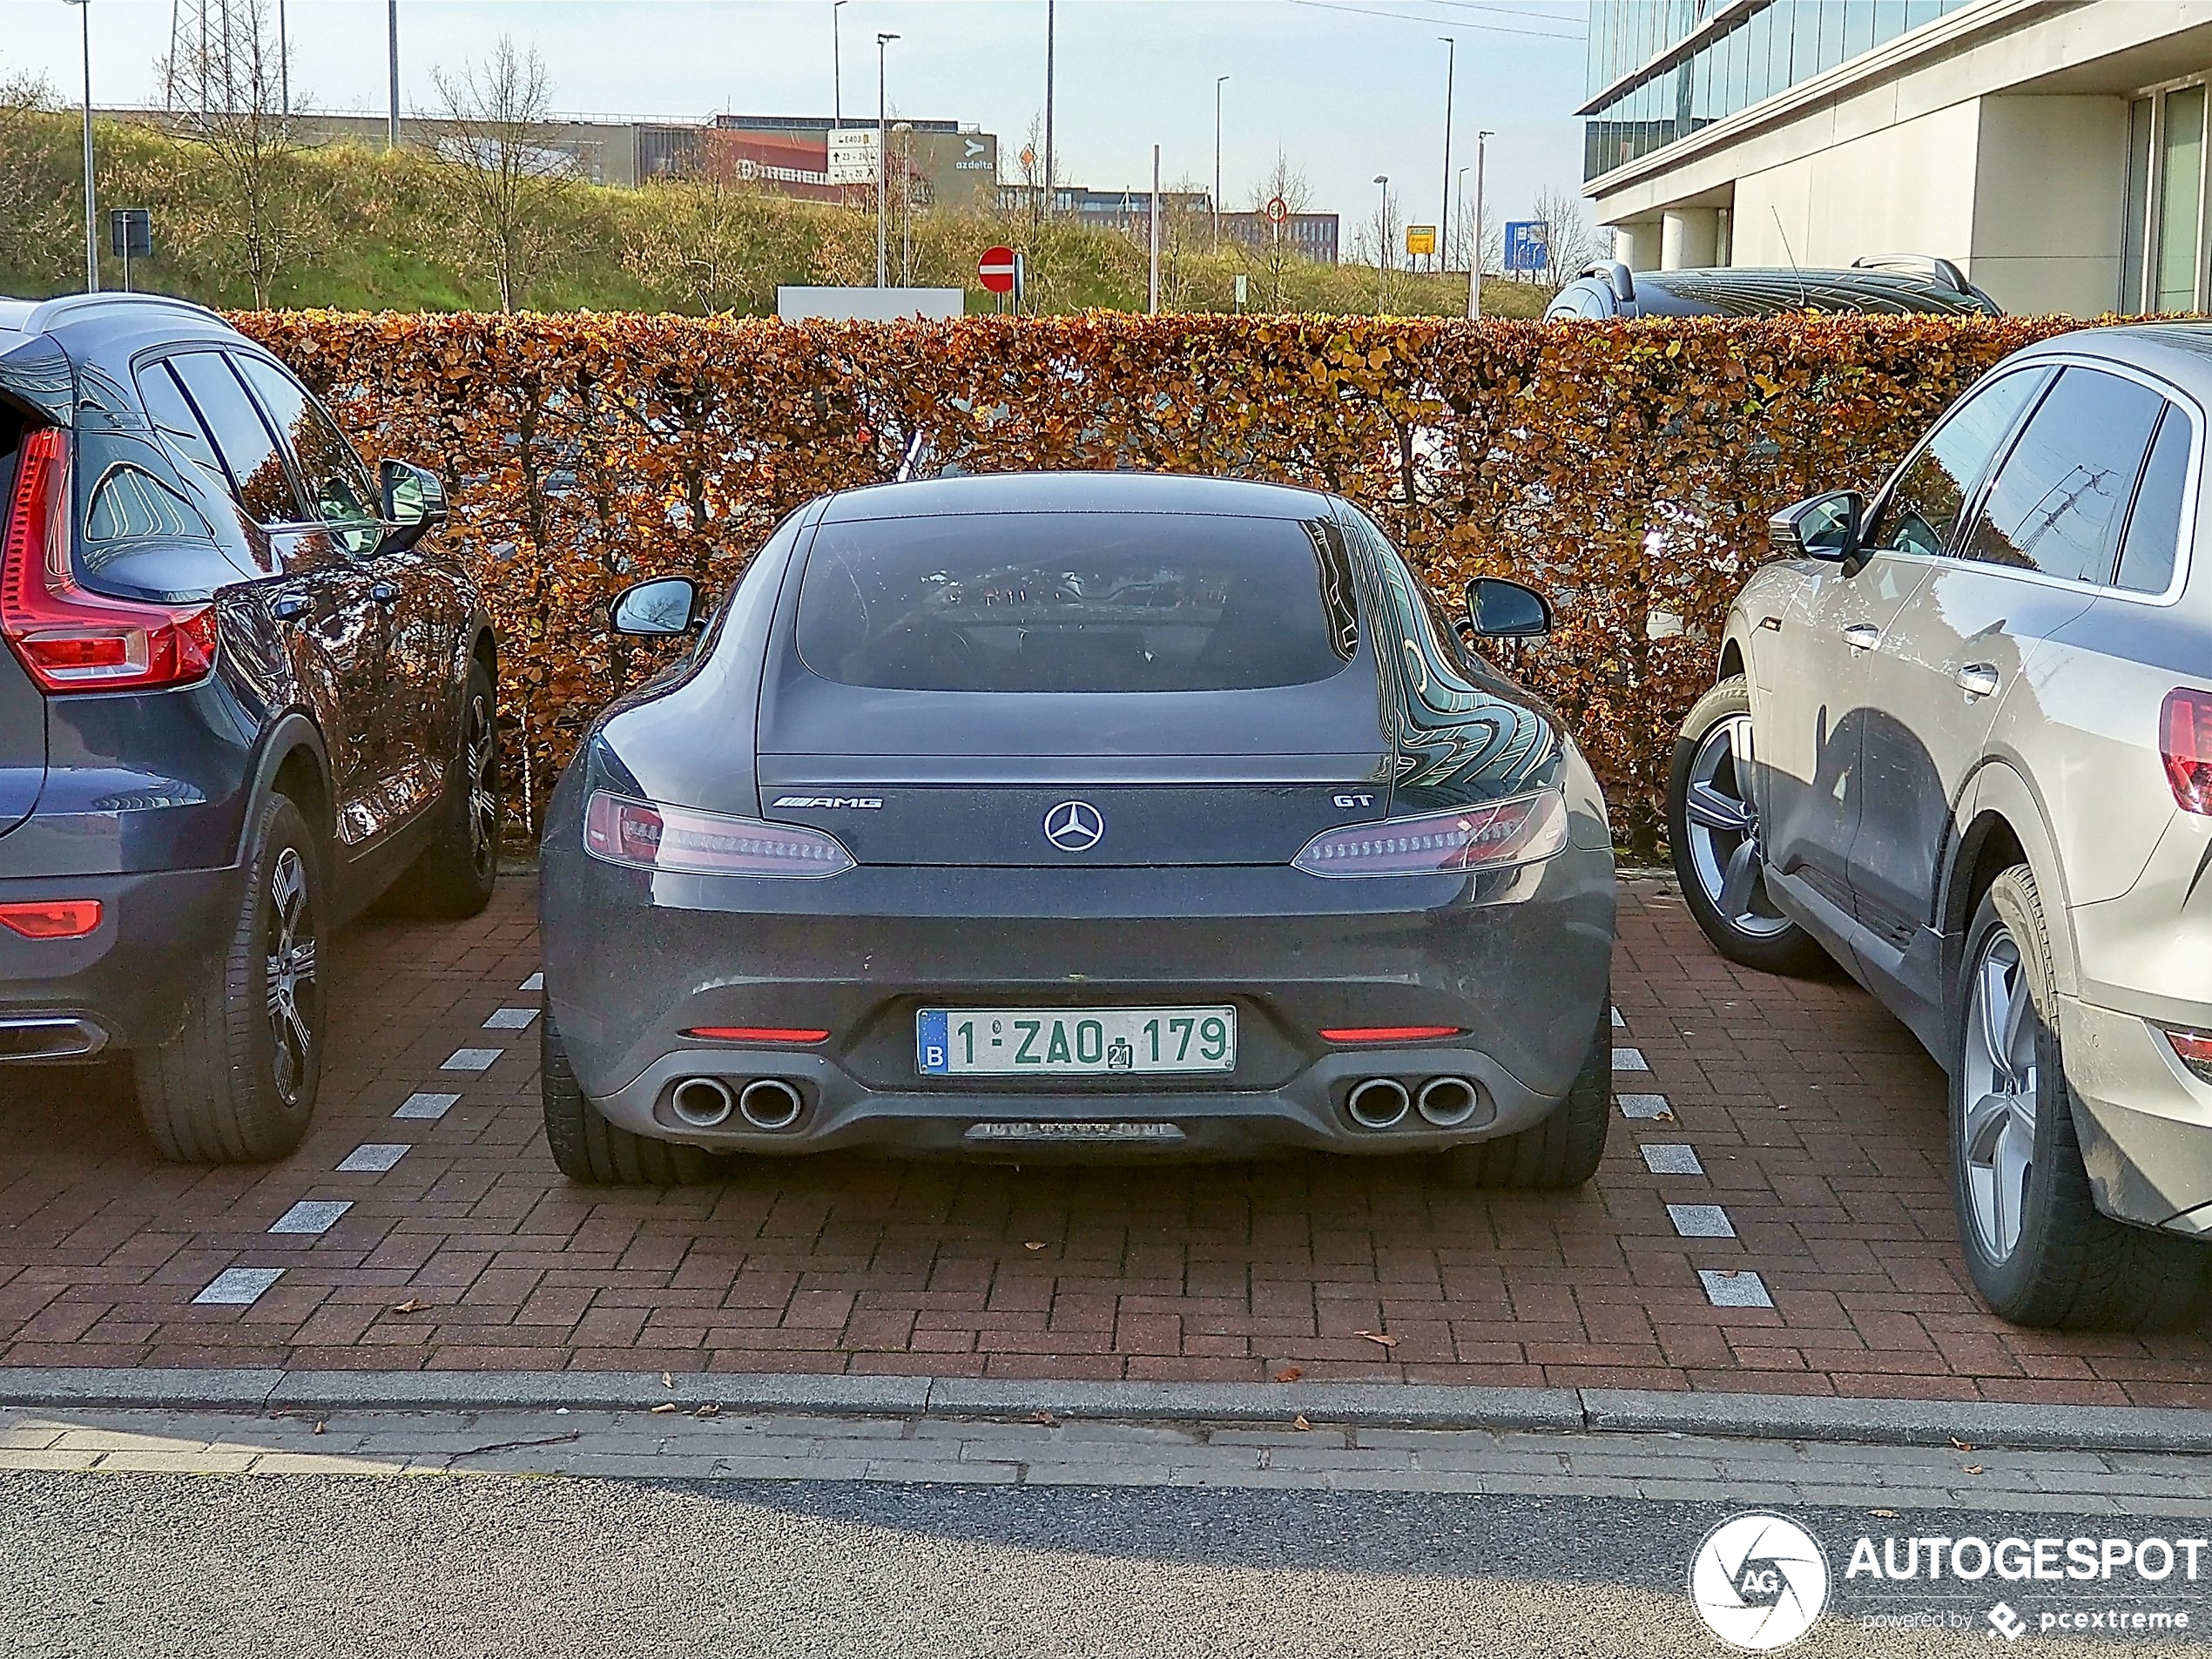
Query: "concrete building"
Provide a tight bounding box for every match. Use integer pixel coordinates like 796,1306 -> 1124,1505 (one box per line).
992,187 -> 1341,264
1579,1 -> 2212,315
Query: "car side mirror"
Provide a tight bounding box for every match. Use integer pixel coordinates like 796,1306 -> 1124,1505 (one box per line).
610,577 -> 703,637
379,459 -> 448,551
1769,490 -> 1863,562
1465,577 -> 1553,639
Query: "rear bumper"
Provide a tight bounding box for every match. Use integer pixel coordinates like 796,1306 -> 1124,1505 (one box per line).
2060,993 -> 2212,1237
0,863 -> 242,1057
541,826 -> 1616,1158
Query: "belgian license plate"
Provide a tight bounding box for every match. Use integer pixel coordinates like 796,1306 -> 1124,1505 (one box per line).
918,1006 -> 1238,1076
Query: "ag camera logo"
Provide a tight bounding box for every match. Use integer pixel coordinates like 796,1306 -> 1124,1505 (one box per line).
1690,1513 -> 1831,1650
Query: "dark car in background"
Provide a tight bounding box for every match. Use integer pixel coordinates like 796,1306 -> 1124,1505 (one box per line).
0,293 -> 499,1162
1545,255 -> 2003,320
538,473 -> 1616,1186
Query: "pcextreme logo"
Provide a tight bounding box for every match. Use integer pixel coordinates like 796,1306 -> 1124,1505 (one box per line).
1689,1513 -> 1831,1650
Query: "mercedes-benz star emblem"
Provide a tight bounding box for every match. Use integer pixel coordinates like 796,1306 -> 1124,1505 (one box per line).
1042,800 -> 1105,853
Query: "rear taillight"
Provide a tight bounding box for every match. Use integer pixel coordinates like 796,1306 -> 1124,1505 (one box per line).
2162,1027 -> 2212,1085
583,791 -> 855,878
2163,690 -> 2212,814
0,900 -> 102,939
1,428 -> 218,694
1293,788 -> 1568,878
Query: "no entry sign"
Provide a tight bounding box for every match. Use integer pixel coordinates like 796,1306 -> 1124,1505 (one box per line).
978,246 -> 1018,294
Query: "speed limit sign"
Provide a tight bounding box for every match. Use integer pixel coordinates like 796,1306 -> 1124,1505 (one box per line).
1264,195 -> 1290,225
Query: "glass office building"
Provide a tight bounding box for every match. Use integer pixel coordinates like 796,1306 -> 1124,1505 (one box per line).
1583,1 -> 1978,180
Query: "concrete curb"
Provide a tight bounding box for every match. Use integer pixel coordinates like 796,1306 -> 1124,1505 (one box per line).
3,1368 -> 2210,1453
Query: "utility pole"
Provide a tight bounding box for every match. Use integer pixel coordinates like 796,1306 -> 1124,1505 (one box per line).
832,0 -> 846,125
1213,76 -> 1228,243
1438,37 -> 1454,280
876,32 -> 898,287
1372,174 -> 1388,315
1467,129 -> 1493,319
64,0 -> 96,293
387,0 -> 400,149
1148,145 -> 1161,314
1042,0 -> 1055,217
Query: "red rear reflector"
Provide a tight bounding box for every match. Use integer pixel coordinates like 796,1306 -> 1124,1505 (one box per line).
682,1026 -> 831,1044
2162,689 -> 2212,814
1319,1025 -> 1464,1044
2163,1027 -> 2212,1084
0,428 -> 219,694
0,900 -> 103,939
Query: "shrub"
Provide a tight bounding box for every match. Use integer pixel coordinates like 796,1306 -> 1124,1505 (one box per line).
235,310 -> 2075,846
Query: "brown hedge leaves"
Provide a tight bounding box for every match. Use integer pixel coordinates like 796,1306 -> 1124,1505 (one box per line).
233,309 -> 2071,846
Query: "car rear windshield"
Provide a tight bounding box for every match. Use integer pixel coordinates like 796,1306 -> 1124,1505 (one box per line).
794,511 -> 1360,692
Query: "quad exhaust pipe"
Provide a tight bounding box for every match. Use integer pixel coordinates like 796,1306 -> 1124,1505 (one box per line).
1416,1076 -> 1482,1129
1345,1077 -> 1411,1130
669,1076 -> 807,1131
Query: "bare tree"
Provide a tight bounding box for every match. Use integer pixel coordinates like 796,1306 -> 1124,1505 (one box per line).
1352,183 -> 1406,315
1151,177 -> 1213,312
157,0 -> 313,307
1245,151 -> 1313,311
1530,185 -> 1599,289
1004,110 -> 1049,221
431,37 -> 574,313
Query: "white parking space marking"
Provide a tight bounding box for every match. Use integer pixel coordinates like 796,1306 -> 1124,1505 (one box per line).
267,1200 -> 351,1236
1616,1093 -> 1672,1120
1667,1203 -> 1736,1239
442,1048 -> 502,1072
520,972 -> 543,992
482,1008 -> 539,1030
337,1144 -> 411,1173
1612,1047 -> 1649,1072
1610,1007 -> 1625,1028
192,1267 -> 283,1306
1640,1143 -> 1704,1176
1699,1268 -> 1775,1309
394,1092 -> 460,1121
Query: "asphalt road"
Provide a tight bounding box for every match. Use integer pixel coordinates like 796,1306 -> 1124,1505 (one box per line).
3,1474 -> 2207,1658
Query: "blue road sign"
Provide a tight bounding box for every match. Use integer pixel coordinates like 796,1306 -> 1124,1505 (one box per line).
1504,220 -> 1549,274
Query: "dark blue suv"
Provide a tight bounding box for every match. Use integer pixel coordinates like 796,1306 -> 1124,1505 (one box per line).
0,293 -> 498,1162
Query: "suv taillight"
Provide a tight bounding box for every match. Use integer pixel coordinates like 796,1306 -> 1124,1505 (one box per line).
2162,689 -> 2212,815
0,428 -> 218,694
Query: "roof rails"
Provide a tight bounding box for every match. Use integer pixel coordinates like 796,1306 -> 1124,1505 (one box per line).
1850,254 -> 1971,293
20,291 -> 232,334
1576,260 -> 1635,304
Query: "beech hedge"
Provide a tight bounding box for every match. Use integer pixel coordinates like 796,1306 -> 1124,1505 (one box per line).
233,310 -> 2076,847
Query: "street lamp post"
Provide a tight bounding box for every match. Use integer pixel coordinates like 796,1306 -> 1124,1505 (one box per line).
278,0 -> 289,117
1455,165 -> 1468,278
1213,76 -> 1228,244
1467,129 -> 1494,319
387,0 -> 401,149
875,32 -> 898,288
1372,174 -> 1388,315
63,0 -> 95,293
1042,0 -> 1055,218
832,0 -> 846,126
1438,37 -> 1453,280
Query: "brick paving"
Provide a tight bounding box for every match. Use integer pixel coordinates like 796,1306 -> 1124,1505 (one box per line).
2,875 -> 2208,1402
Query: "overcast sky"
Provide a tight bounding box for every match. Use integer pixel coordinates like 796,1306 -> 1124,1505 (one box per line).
5,0 -> 1591,235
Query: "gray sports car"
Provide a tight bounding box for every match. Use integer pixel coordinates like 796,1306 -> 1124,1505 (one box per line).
537,474 -> 1615,1184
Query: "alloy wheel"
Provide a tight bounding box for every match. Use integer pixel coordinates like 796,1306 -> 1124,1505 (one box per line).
1681,713 -> 1792,937
1960,926 -> 2040,1264
263,845 -> 317,1107
464,691 -> 498,879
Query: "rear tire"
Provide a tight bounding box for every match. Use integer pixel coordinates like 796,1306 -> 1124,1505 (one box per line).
1440,1003 -> 1612,1189
135,793 -> 323,1163
1951,867 -> 2209,1329
386,659 -> 500,919
542,1004 -> 715,1185
1669,676 -> 1826,975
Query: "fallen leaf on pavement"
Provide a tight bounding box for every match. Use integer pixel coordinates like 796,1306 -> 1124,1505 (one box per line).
1023,1241 -> 1047,1251
1964,1465 -> 1984,1475
696,1403 -> 719,1417
1292,1415 -> 1312,1431
650,1403 -> 679,1414
662,1372 -> 674,1388
1273,1366 -> 1303,1383
1029,1411 -> 1056,1426
1354,1331 -> 1399,1348
1951,1439 -> 1975,1452
387,1298 -> 431,1314
312,1420 -> 326,1435
1869,1509 -> 1898,1519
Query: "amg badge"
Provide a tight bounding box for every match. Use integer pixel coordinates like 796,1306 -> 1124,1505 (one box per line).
771,796 -> 883,809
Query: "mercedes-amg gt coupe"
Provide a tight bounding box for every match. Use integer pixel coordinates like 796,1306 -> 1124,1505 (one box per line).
538,473 -> 1615,1184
